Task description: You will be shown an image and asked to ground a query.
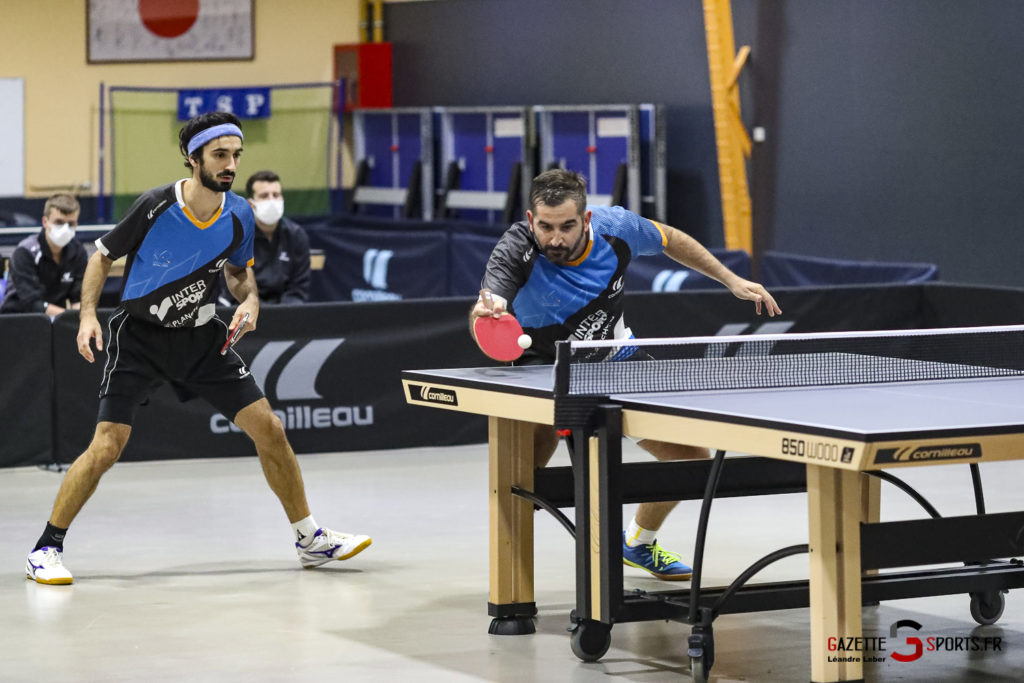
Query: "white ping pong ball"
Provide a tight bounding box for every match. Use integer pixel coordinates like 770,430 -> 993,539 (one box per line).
517,334 -> 532,349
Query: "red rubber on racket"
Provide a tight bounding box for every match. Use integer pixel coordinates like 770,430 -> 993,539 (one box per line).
474,314 -> 525,362
220,312 -> 250,355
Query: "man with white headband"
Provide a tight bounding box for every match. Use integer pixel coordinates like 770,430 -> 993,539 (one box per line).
25,112 -> 371,585
1,193 -> 87,316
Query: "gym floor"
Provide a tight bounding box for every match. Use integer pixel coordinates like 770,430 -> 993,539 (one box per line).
2,442 -> 1022,682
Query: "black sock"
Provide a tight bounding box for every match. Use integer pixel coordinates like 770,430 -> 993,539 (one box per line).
34,522 -> 68,552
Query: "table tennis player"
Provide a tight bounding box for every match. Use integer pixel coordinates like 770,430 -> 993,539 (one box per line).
25,112 -> 370,586
468,168 -> 780,580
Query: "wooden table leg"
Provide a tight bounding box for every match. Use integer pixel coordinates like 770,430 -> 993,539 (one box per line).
488,416 -> 537,634
861,474 -> 881,580
808,465 -> 864,682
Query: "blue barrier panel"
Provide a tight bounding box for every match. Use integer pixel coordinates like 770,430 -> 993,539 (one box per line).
306,227 -> 450,302
438,107 -> 532,224
626,249 -> 751,292
536,105 -> 641,212
761,251 -> 939,287
352,108 -> 434,219
449,232 -> 503,297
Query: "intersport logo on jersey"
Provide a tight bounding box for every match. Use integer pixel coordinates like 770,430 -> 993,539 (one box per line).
210,338 -> 374,434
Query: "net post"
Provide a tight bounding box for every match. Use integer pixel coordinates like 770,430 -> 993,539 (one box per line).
554,340 -> 571,397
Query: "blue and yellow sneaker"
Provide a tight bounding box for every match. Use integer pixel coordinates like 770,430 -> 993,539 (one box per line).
622,532 -> 693,580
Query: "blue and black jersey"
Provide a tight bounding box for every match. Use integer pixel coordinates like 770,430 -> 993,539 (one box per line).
96,180 -> 255,328
481,205 -> 667,361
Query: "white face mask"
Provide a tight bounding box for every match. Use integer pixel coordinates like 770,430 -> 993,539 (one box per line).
48,221 -> 76,248
252,198 -> 284,225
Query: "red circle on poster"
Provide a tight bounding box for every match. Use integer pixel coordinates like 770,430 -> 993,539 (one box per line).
138,0 -> 200,38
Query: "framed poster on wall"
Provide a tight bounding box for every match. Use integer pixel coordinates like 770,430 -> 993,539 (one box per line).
88,0 -> 254,63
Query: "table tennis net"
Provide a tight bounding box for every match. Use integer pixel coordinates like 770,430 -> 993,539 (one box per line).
556,325 -> 1024,396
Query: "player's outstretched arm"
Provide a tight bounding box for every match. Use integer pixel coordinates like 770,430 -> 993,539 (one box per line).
77,251 -> 113,363
661,225 -> 781,317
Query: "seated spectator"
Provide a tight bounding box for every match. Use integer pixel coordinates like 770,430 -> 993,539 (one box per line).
244,170 -> 311,304
1,194 -> 87,316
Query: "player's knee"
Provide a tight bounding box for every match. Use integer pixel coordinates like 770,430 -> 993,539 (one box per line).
86,424 -> 129,470
235,400 -> 288,444
251,410 -> 288,447
268,412 -> 287,441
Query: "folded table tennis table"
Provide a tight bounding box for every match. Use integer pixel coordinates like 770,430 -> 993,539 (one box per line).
402,325 -> 1024,682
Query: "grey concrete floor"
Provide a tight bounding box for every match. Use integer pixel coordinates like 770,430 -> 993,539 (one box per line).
2,443 -> 1023,682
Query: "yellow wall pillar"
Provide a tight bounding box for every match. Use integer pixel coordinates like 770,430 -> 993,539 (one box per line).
703,0 -> 753,253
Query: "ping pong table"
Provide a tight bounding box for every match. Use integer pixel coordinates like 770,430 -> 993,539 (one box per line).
401,325 -> 1024,682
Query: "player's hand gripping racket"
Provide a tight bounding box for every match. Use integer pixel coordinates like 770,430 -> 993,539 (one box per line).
220,312 -> 250,355
474,291 -> 530,362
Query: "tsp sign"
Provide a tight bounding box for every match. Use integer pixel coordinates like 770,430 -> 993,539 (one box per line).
177,87 -> 271,120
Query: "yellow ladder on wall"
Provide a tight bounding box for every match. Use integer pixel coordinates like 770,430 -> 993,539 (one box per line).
703,0 -> 752,253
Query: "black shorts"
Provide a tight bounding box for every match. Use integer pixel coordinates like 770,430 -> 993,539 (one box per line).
97,310 -> 264,426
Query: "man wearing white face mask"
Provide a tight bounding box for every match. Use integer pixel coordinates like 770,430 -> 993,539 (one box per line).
1,193 -> 87,316
242,170 -> 311,304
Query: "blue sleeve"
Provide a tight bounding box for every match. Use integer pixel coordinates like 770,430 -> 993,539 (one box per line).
228,198 -> 255,268
590,205 -> 666,257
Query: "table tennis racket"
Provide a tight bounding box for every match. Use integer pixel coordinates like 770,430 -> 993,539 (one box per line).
220,312 -> 250,355
474,313 -> 526,362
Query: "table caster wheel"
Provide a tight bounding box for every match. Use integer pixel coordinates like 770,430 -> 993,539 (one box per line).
688,627 -> 714,682
970,591 -> 1005,626
569,619 -> 611,662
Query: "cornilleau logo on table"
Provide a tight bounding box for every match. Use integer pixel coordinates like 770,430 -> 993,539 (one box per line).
209,338 -> 374,433
410,384 -> 458,406
874,443 -> 981,465
352,248 -> 401,301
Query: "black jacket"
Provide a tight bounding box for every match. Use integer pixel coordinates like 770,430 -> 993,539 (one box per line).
1,230 -> 87,313
250,217 -> 311,304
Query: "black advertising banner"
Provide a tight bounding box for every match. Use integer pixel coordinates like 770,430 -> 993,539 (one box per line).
52,300 -> 488,464
629,284 -> 932,339
9,282 -> 1024,468
0,314 -> 54,467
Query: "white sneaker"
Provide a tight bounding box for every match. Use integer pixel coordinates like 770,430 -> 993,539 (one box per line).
26,547 -> 74,585
296,528 -> 372,568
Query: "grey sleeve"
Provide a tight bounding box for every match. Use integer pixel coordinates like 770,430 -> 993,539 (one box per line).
480,225 -> 534,303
